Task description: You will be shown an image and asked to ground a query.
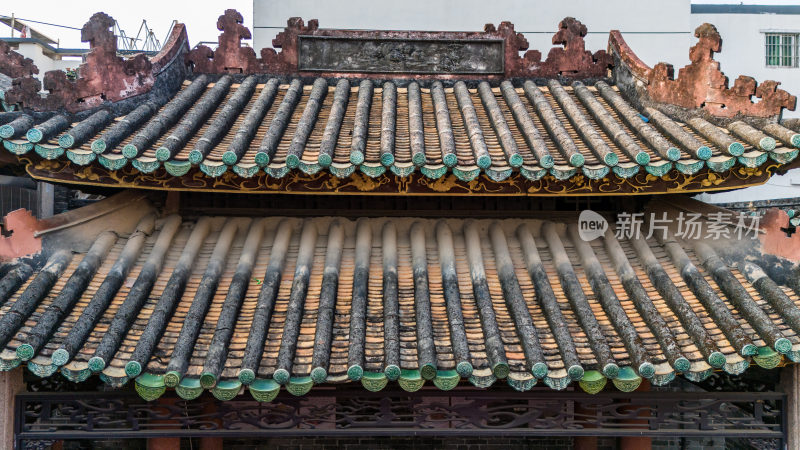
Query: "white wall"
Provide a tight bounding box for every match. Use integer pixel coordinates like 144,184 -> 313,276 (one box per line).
253,0 -> 692,68
692,12 -> 800,119
13,42 -> 80,73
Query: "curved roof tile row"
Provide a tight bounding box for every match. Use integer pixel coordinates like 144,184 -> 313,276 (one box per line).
0,201 -> 798,401
1,76 -> 797,185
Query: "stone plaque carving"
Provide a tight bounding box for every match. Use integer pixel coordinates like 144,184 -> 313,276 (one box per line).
297,36 -> 504,74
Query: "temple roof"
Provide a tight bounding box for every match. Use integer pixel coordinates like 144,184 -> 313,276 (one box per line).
0,11 -> 798,195
0,192 -> 798,401
2,76 -> 799,196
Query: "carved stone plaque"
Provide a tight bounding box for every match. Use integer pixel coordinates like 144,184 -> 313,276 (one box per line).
297,36 -> 504,74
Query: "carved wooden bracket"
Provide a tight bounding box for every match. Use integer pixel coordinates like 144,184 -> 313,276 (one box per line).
646,23 -> 796,118
187,10 -> 610,79
2,13 -> 187,113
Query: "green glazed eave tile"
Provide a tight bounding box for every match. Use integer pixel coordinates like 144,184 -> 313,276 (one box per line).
66,149 -> 96,165
738,151 -> 768,168
468,367 -> 496,389
361,372 -> 388,392
452,167 -> 480,182
131,158 -> 160,174
135,373 -> 166,401
432,370 -> 460,391
612,164 -> 640,179
506,373 -> 536,392
3,140 -> 33,155
543,376 -> 571,391
578,370 -> 606,394
27,361 -> 58,377
650,371 -> 676,387
249,378 -> 280,402
99,371 -> 129,388
420,165 -> 448,180
164,160 -> 192,176
286,376 -> 313,396
549,166 -> 577,180
675,159 -> 704,175
0,350 -> 20,370
200,162 -> 228,177
329,163 -> 356,179
359,163 -> 386,178
398,369 -> 425,392
520,166 -> 546,180
211,379 -> 242,401
581,165 -> 610,180
770,148 -> 798,164
60,366 -> 91,383
753,347 -> 782,369
785,349 -> 800,363
233,164 -> 260,178
266,165 -> 290,179
298,161 -> 322,175
683,369 -> 713,382
485,168 -> 513,182
706,156 -> 736,173
35,144 -> 65,160
645,161 -> 673,177
389,163 -> 415,177
611,367 -> 641,392
724,358 -> 749,375
176,377 -> 203,400
98,155 -> 127,170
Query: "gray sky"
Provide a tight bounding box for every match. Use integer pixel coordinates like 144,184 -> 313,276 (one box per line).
2,1 -> 799,50
1,1 -> 253,49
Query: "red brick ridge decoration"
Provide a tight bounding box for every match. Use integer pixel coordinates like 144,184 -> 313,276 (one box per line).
0,209 -> 41,261
5,12 -> 154,112
760,208 -> 800,262
520,17 -> 612,78
187,10 -> 611,79
0,40 -> 38,79
647,23 -> 796,118
2,13 -> 187,113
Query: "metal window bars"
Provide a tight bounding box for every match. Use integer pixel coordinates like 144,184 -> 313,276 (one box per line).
765,33 -> 799,68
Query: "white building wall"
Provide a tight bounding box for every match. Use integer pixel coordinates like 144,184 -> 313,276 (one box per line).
691,12 -> 800,119
253,0 -> 692,68
11,43 -> 79,73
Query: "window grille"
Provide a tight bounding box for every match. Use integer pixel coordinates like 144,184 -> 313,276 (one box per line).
765,33 -> 798,68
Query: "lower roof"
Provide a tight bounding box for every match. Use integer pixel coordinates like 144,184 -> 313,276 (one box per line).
0,193 -> 798,401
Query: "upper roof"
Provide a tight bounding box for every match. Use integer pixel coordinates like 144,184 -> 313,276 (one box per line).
0,11 -> 798,196
0,192 -> 798,401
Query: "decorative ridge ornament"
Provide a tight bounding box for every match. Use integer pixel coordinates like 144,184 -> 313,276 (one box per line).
610,23 -> 796,118
187,10 -> 610,79
0,40 -> 38,79
518,17 -> 612,78
2,12 -> 189,113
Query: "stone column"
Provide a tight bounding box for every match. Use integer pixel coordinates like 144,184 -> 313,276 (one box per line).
0,368 -> 25,450
781,364 -> 799,449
